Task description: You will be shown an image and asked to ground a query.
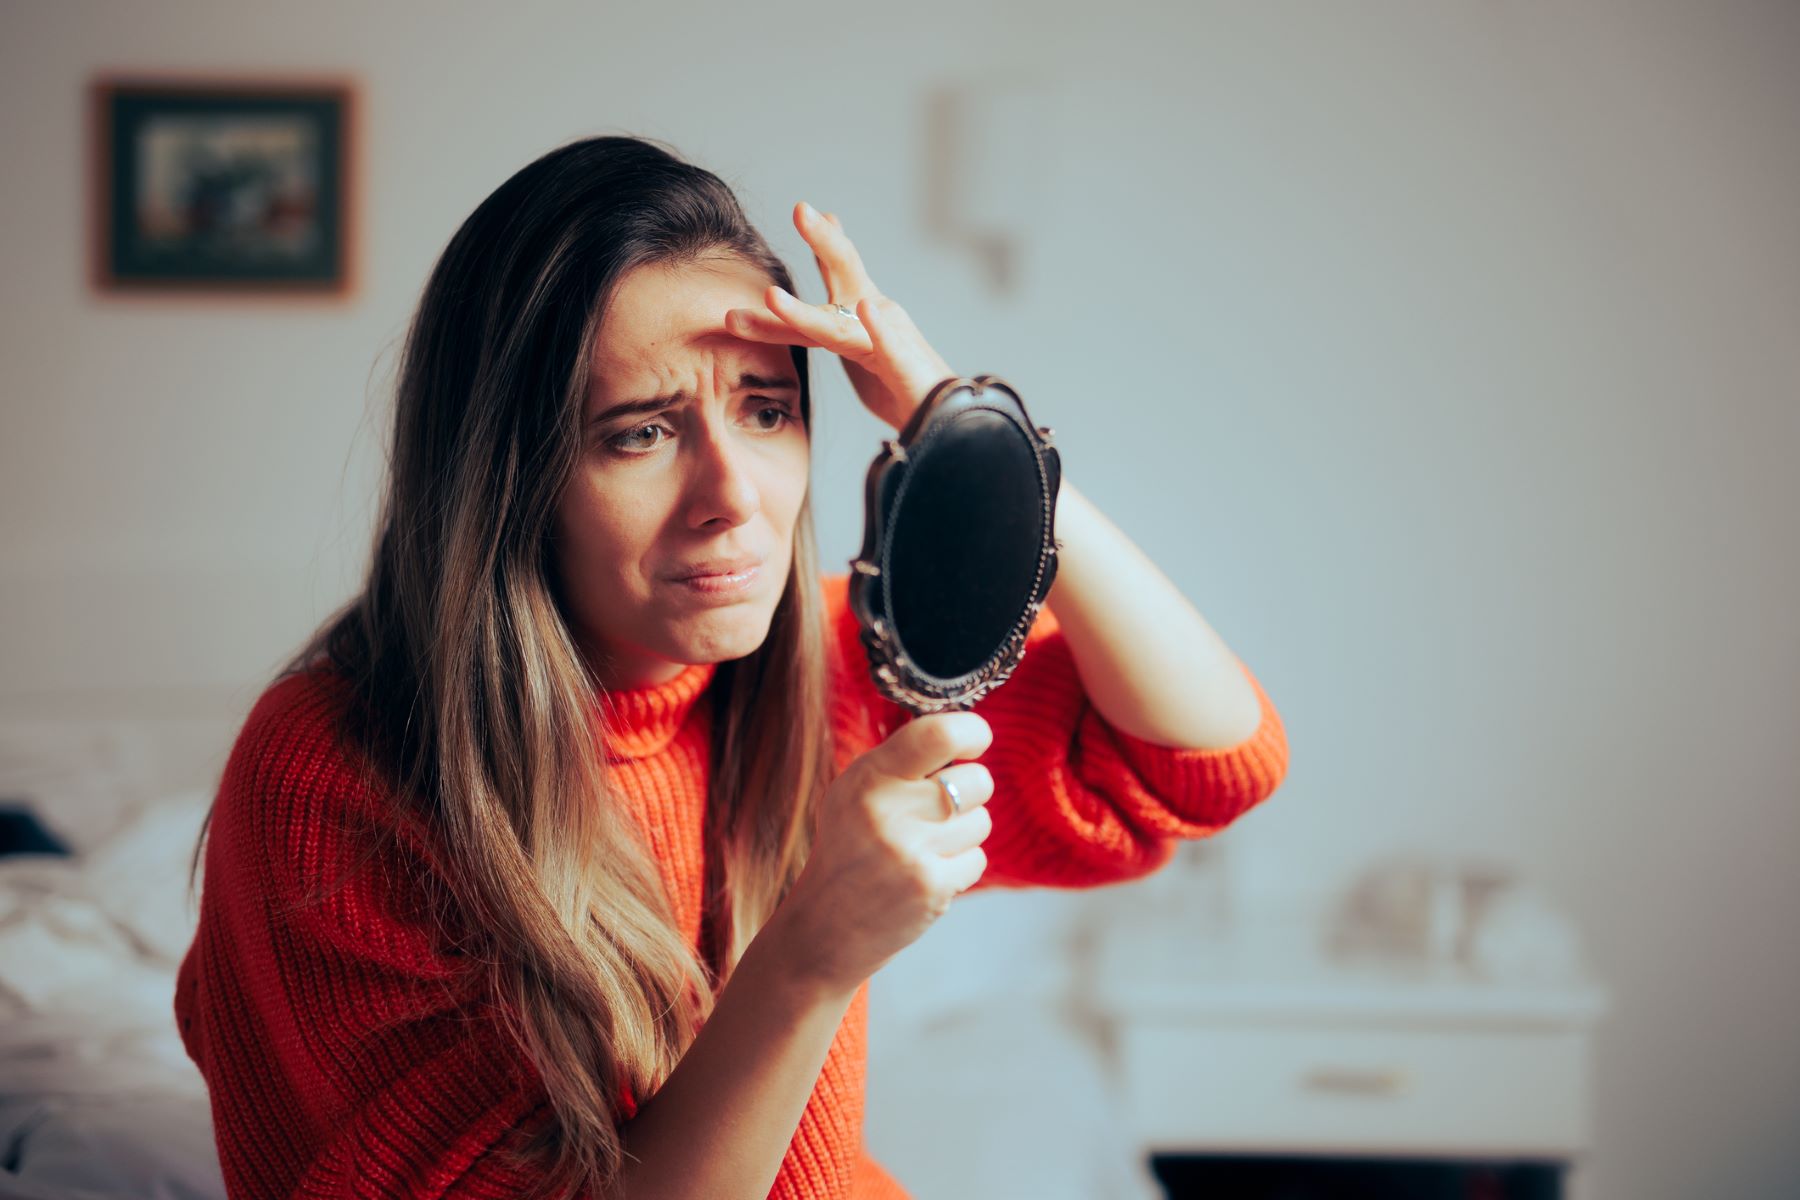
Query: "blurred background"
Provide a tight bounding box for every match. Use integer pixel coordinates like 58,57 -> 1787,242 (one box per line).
2,2 -> 1796,1198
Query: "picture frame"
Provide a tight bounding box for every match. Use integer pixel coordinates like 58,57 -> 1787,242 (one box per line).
88,73 -> 358,298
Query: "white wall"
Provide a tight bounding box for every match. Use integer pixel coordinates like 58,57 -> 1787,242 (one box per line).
3,2 -> 1796,1196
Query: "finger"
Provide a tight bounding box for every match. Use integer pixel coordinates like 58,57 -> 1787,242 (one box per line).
920,761 -> 995,817
936,845 -> 989,895
724,304 -> 833,349
923,803 -> 994,857
794,201 -> 879,303
887,761 -> 994,831
872,710 -> 992,781
765,284 -> 875,356
857,296 -> 952,403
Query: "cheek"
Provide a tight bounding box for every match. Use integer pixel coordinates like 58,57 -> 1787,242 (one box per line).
766,437 -> 811,525
552,473 -> 648,593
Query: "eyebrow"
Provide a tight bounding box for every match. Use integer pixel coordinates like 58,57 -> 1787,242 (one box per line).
588,372 -> 801,426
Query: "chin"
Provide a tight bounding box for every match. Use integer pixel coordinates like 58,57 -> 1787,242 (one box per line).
671,602 -> 780,664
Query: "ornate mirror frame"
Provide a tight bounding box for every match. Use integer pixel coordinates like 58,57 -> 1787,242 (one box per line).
847,374 -> 1062,715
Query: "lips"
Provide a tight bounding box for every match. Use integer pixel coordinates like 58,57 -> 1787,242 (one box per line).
669,556 -> 763,581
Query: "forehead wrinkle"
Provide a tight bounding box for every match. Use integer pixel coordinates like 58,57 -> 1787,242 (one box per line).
592,344 -> 794,421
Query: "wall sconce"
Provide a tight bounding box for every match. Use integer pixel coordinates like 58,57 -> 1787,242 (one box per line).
923,77 -> 1060,297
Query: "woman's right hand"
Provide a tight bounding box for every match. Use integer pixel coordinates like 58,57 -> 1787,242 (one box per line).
764,711 -> 996,997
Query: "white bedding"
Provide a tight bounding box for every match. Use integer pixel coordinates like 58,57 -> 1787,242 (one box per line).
0,791 -> 226,1200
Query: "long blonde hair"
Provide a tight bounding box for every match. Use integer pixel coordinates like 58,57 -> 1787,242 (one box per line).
191,135 -> 836,1198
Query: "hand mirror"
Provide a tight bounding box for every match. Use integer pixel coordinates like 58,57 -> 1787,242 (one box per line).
847,374 -> 1062,715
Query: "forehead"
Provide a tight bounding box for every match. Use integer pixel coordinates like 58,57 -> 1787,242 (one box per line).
591,254 -> 792,400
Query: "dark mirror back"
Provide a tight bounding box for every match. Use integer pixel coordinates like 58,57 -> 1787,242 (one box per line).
848,375 -> 1061,714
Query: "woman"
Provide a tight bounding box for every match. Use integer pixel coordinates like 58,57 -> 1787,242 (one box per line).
174,135 -> 1288,1200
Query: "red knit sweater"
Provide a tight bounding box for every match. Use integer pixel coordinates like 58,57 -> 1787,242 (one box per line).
174,573 -> 1288,1199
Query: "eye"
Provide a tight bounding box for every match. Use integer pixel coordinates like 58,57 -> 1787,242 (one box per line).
600,400 -> 797,457
751,400 -> 798,431
605,421 -> 672,454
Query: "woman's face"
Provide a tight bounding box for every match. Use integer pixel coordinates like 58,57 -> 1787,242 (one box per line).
551,253 -> 810,691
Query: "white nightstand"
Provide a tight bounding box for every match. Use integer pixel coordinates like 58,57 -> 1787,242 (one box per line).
1076,896 -> 1607,1199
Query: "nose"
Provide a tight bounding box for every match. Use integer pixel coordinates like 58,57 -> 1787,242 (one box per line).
683,412 -> 760,531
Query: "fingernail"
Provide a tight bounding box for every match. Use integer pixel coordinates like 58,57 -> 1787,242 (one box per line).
799,200 -> 816,218
955,712 -> 991,748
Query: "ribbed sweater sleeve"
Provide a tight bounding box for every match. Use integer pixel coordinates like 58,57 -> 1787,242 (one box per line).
174,673 -> 581,1200
968,602 -> 1288,888
822,575 -> 1289,890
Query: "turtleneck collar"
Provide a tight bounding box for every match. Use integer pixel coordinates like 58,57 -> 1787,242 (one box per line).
594,660 -> 718,761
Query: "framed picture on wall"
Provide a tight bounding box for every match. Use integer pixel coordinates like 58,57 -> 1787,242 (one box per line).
88,74 -> 357,297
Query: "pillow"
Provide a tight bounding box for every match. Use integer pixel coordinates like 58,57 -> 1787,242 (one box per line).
81,790 -> 211,966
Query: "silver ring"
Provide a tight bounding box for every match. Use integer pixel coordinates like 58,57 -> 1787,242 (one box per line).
828,302 -> 862,323
935,772 -> 963,818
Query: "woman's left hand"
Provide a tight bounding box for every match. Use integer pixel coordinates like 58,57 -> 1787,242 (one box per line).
724,201 -> 955,431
